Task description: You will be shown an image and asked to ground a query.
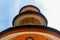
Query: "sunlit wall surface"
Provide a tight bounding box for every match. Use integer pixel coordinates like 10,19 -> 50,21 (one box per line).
0,0 -> 60,32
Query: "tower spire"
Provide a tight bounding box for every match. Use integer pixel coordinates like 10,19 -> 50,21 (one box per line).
12,5 -> 48,26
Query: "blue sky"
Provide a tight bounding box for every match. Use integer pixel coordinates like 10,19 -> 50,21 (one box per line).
0,0 -> 60,32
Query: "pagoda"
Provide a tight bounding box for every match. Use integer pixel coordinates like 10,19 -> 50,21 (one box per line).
0,5 -> 60,40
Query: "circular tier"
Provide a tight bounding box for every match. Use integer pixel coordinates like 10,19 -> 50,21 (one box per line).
13,11 -> 48,26
0,25 -> 60,40
19,5 -> 40,13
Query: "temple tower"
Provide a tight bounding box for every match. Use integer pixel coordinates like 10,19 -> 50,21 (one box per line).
0,5 -> 60,40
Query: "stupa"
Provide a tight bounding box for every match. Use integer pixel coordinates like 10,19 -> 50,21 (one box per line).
0,5 -> 60,40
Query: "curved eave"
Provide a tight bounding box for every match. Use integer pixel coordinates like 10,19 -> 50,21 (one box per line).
0,25 -> 60,36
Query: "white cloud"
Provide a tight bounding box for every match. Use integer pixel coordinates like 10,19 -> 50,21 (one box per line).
44,0 -> 60,31
34,0 -> 60,31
